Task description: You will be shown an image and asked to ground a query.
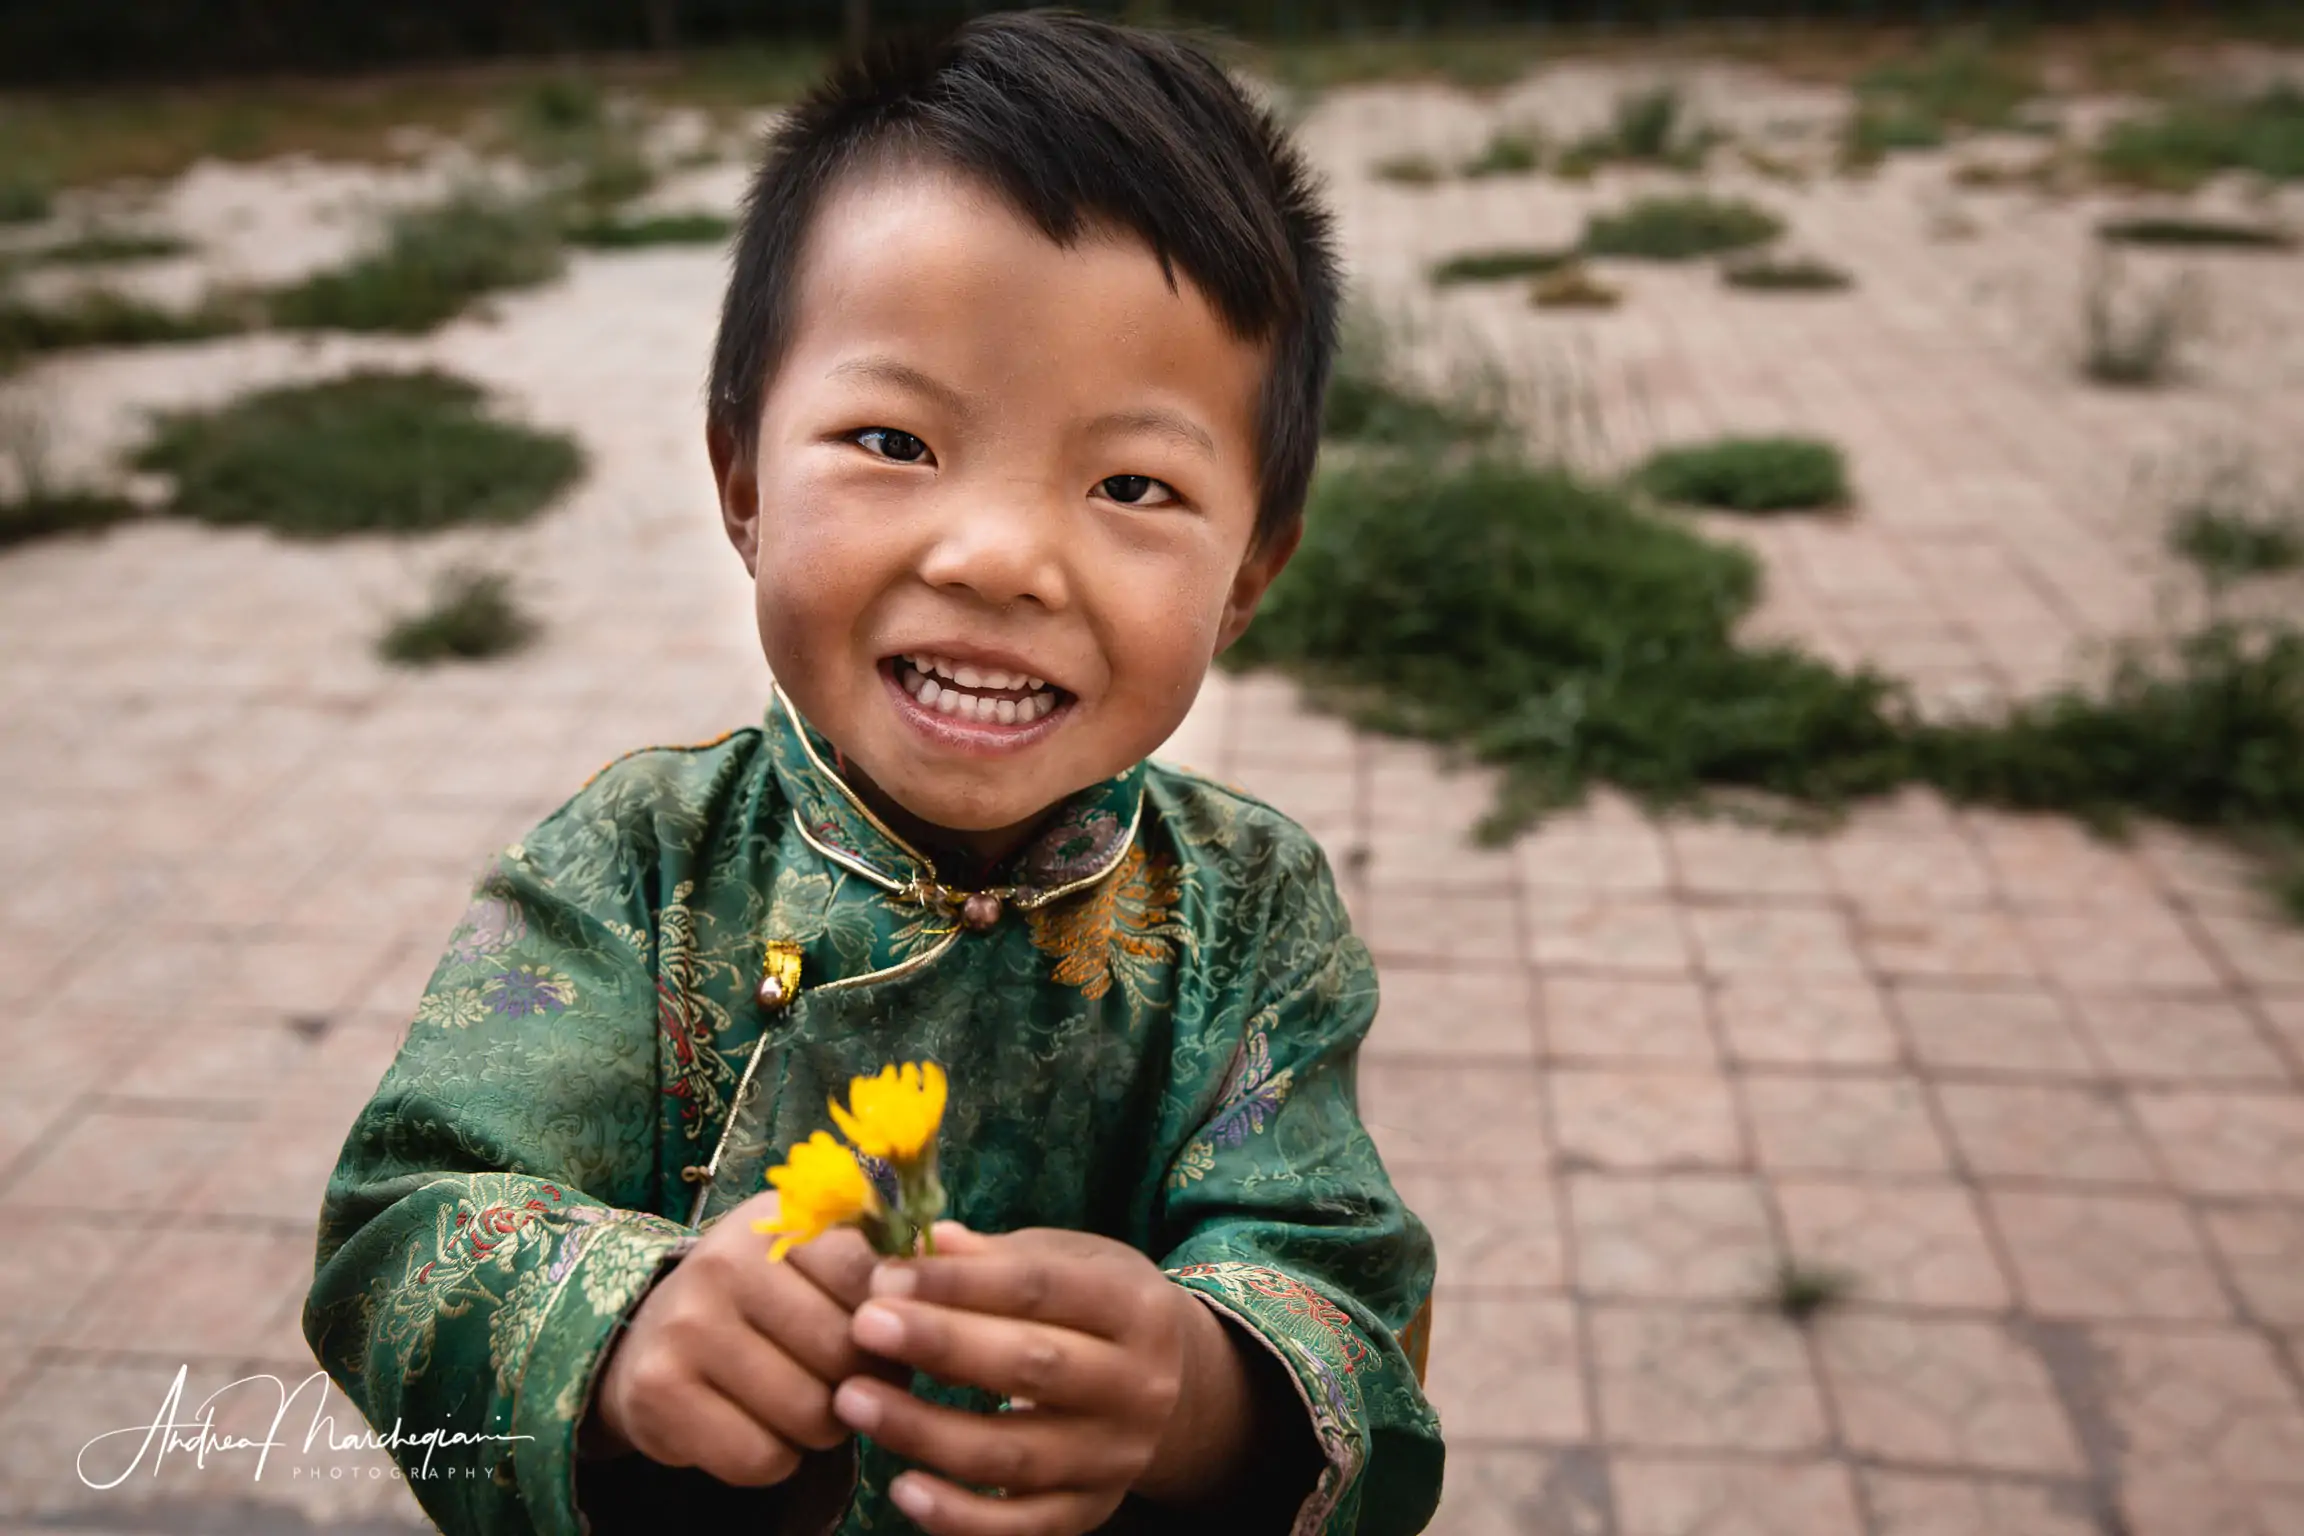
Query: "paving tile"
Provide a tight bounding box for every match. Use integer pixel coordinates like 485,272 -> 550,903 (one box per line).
1772,1178 -> 2011,1311
1543,976 -> 1716,1065
115,1019 -> 322,1103
1517,828 -> 1673,896
0,1011 -> 161,1114
1611,1455 -> 1863,1536
67,1225 -> 317,1358
1367,963 -> 1541,1060
1933,1082 -> 2159,1186
1740,1072 -> 1950,1176
1389,1165 -> 1568,1291
2202,1207 -> 2304,1327
1589,1304 -> 1828,1453
1858,908 -> 2036,982
1225,763 -> 1358,831
0,1110 -> 251,1214
2130,1089 -> 2304,1198
1549,1069 -> 1742,1172
1863,1470 -> 2101,1536
1360,888 -> 1524,966
1966,814 -> 2164,909
1711,978 -> 1901,1067
2193,907 -> 2304,989
1425,1446 -> 1612,1536
1814,1315 -> 2085,1475
1685,905 -> 1864,980
2120,1472 -> 2304,1536
1567,1174 -> 1778,1302
2016,908 -> 2224,994
1890,983 -> 2097,1078
2087,1325 -> 2304,1484
1423,1292 -> 1588,1441
1820,830 -> 1997,910
1986,1190 -> 2228,1322
0,1211 -> 146,1342
1528,895 -> 1694,975
1358,1060 -> 1550,1170
1668,825 -> 1834,900
1359,826 -> 1521,894
2067,995 -> 2291,1085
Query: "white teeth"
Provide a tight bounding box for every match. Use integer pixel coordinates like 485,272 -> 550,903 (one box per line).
917,677 -> 941,705
1027,676 -> 1045,691
995,699 -> 1018,725
935,689 -> 961,716
953,664 -> 982,688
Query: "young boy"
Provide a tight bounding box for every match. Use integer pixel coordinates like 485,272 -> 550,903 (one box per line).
305,14 -> 1442,1535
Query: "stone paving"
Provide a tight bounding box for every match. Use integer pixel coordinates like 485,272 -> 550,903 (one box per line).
5,56 -> 2304,1536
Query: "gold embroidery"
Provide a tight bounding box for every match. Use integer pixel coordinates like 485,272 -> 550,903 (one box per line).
1026,844 -> 1191,1006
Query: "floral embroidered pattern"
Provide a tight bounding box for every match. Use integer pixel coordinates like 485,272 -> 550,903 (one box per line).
656,881 -> 743,1142
1168,1011 -> 1295,1188
1026,842 -> 1192,1010
375,1176 -> 577,1381
482,964 -> 576,1018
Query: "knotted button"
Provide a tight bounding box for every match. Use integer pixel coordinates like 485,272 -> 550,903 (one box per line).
961,892 -> 1003,931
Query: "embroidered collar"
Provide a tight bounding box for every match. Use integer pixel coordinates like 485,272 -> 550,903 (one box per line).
765,686 -> 1146,913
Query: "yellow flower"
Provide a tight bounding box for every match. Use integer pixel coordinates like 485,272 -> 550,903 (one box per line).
829,1061 -> 947,1166
754,1131 -> 880,1261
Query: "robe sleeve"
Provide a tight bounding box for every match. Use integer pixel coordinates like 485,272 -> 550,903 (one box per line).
1155,841 -> 1444,1536
303,827 -> 689,1536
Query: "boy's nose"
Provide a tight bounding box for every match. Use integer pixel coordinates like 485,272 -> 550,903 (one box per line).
914,493 -> 1072,613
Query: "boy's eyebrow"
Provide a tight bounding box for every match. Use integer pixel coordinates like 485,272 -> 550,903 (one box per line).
1085,408 -> 1218,458
827,357 -> 974,420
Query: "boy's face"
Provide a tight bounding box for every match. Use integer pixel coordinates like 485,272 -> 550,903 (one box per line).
712,162 -> 1296,852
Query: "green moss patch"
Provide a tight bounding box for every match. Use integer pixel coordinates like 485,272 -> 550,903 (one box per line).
1430,247 -> 1578,287
380,567 -> 538,664
563,211 -> 733,249
1634,436 -> 1849,513
1582,195 -> 1783,261
2097,85 -> 2304,191
269,191 -> 564,334
2097,215 -> 2294,250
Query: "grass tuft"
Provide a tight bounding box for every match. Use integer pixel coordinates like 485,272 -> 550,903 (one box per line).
1722,253 -> 1854,292
1431,247 -> 1578,288
0,289 -> 249,370
1530,265 -> 1621,310
0,177 -> 52,226
562,211 -> 734,249
2098,215 -> 2294,250
1371,153 -> 1444,187
1582,195 -> 1784,261
1769,1260 -> 1856,1325
24,230 -> 193,267
134,369 -> 584,538
2097,84 -> 2304,191
2174,506 -> 2304,581
380,567 -> 538,665
1560,85 -> 1719,176
1843,31 -> 2036,167
1635,436 -> 1850,513
1459,129 -> 1545,180
269,190 -> 564,334
0,488 -> 142,549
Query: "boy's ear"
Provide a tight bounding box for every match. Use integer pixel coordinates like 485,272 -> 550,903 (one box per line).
707,419 -> 762,577
1214,519 -> 1304,655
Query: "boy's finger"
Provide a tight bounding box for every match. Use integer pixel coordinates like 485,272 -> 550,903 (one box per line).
849,1300 -> 1143,1410
620,1373 -> 801,1488
788,1225 -> 883,1310
831,1378 -> 1134,1495
871,1250 -> 1144,1340
887,1470 -> 1111,1536
695,1313 -> 845,1453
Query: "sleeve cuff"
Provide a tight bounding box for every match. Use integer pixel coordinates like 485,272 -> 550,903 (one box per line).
1165,1262 -> 1372,1536
506,1211 -> 693,1536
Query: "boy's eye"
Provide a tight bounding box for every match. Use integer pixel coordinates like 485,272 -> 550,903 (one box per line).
1097,474 -> 1177,507
854,428 -> 930,464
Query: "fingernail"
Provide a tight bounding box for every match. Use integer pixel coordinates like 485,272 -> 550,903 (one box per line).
891,1474 -> 934,1519
853,1302 -> 904,1351
871,1264 -> 917,1298
832,1380 -> 880,1432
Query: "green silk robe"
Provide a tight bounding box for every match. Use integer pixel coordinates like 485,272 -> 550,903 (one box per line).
306,689 -> 1443,1535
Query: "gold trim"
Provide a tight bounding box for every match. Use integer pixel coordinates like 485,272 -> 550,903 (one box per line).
1010,788 -> 1146,911
791,809 -> 909,894
686,926 -> 964,1226
776,685 -> 935,874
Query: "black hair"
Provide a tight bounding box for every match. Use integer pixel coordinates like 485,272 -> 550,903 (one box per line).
706,9 -> 1339,549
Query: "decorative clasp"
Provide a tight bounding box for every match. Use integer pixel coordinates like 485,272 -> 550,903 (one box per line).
757,941 -> 804,1010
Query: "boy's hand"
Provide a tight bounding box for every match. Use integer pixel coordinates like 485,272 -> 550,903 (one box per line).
830,1226 -> 1262,1536
586,1188 -> 889,1487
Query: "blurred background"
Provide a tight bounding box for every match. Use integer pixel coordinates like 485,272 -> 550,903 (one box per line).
4,4 -> 2304,1534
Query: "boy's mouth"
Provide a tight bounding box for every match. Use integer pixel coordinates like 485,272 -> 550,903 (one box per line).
884,653 -> 1075,735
